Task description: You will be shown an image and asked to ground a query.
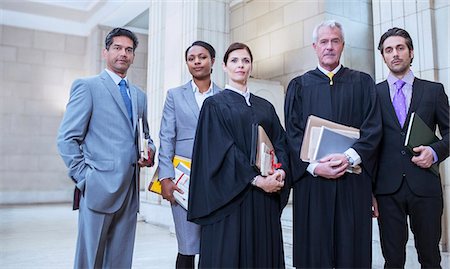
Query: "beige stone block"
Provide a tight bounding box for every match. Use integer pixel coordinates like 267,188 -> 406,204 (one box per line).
0,96 -> 25,114
418,11 -> 435,71
435,7 -> 449,69
31,65 -> 65,85
44,51 -> 85,69
0,79 -> 14,98
136,33 -> 148,54
438,69 -> 449,91
303,16 -> 324,46
284,46 -> 317,74
435,0 -> 450,8
24,99 -> 61,118
246,35 -> 270,61
420,69 -> 436,81
34,31 -> 65,52
36,116 -> 61,136
17,47 -> 45,65
372,0 -> 381,25
199,1 -> 227,33
270,21 -> 303,57
231,2 -> 244,29
324,0 -> 344,17
251,61 -> 259,79
4,62 -> 33,83
417,0 -> 431,11
2,26 -> 33,48
0,115 -> 12,135
64,35 -> 87,55
33,135 -> 61,155
343,0 -> 363,23
404,0 -> 417,16
360,1 -> 373,24
0,45 -> 17,62
11,114 -> 41,136
256,8 -> 283,36
379,0 -> 392,24
346,22 -> 373,50
392,17 -> 405,29
0,134 -> 32,155
350,48 -> 375,77
257,54 -> 284,79
133,52 -> 148,69
238,19 -> 258,42
232,25 -> 246,42
7,155 -> 40,172
38,155 -> 65,172
284,1 -> 319,26
129,68 -> 147,91
4,81 -> 33,99
269,0 -> 290,11
244,0 -> 270,21
391,0 -> 404,20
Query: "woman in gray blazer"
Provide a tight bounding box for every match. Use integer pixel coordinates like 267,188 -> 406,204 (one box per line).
158,41 -> 221,269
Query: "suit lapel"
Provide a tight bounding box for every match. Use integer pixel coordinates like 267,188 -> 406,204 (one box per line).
182,82 -> 200,119
100,71 -> 133,130
380,80 -> 404,129
130,85 -> 138,133
408,78 -> 423,122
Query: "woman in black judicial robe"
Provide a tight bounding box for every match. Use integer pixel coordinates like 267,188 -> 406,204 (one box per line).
187,42 -> 289,268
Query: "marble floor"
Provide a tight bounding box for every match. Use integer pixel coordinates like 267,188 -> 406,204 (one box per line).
0,203 -> 177,269
1,203 -> 448,269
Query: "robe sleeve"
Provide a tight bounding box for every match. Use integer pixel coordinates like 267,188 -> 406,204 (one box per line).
284,78 -> 308,183
351,73 -> 382,176
267,104 -> 291,208
187,98 -> 259,223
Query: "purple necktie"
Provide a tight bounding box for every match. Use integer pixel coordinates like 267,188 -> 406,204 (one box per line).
393,80 -> 407,127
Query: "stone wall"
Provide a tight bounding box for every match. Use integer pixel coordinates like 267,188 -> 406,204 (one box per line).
229,0 -> 374,90
0,25 -> 148,204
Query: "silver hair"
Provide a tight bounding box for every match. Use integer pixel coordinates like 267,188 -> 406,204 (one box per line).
312,20 -> 345,44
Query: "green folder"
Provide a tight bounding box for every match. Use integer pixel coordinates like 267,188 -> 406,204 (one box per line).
404,112 -> 440,176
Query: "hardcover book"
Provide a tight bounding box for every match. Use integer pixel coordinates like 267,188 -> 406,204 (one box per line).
404,112 -> 440,176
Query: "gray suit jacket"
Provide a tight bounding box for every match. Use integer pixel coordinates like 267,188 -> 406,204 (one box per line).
158,81 -> 221,180
57,70 -> 155,213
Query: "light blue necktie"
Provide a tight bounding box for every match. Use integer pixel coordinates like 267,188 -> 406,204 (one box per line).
119,79 -> 132,121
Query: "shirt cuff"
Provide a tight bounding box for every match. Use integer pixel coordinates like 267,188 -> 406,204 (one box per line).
427,146 -> 438,163
344,148 -> 361,166
307,163 -> 319,177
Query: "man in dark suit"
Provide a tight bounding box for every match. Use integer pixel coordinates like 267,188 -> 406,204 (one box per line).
374,27 -> 449,268
57,28 -> 155,268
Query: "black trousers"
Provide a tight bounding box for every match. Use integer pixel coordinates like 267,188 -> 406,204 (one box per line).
376,179 -> 443,269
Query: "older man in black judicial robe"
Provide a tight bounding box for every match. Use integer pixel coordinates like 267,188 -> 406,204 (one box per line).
285,20 -> 382,269
285,65 -> 382,268
187,88 -> 289,268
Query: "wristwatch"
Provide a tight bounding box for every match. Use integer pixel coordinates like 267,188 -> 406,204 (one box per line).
251,176 -> 259,186
344,153 -> 354,166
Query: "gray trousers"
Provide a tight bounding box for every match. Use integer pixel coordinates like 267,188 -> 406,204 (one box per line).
74,181 -> 138,269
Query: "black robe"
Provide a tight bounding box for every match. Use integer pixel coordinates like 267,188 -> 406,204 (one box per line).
284,67 -> 382,268
188,89 -> 289,268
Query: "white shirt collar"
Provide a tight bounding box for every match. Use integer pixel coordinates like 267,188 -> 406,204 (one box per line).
191,80 -> 213,94
225,84 -> 251,106
317,64 -> 342,76
105,68 -> 128,86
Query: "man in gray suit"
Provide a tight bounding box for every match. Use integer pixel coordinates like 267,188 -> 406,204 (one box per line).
57,28 -> 155,269
158,41 -> 221,269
